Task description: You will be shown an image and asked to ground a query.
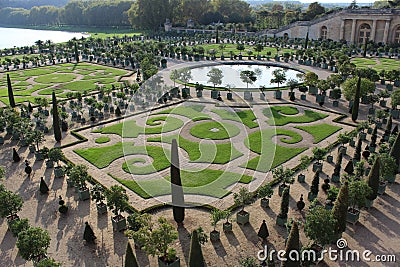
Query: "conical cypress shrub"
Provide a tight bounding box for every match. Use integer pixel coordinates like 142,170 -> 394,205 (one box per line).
188,229 -> 205,267
310,171 -> 320,196
333,152 -> 343,176
386,115 -> 393,133
13,148 -> 20,162
366,157 -> 380,201
125,241 -> 139,267
7,74 -> 15,108
39,177 -> 49,194
371,126 -> 378,147
278,187 -> 290,219
390,132 -> 400,171
115,106 -> 122,117
351,76 -> 361,122
331,182 -> 349,237
353,137 -> 362,161
304,31 -> 309,50
344,160 -> 354,175
281,221 -> 300,267
74,42 -> 79,63
52,92 -> 62,142
257,220 -> 269,240
171,139 -> 185,224
83,222 -> 96,243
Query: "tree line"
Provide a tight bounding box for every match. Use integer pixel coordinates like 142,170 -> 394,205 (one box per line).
0,0 -> 253,29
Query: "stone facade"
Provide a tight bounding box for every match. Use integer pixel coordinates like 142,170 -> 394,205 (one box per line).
267,9 -> 400,44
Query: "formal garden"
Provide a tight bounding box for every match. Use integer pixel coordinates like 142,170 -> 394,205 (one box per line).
0,32 -> 399,267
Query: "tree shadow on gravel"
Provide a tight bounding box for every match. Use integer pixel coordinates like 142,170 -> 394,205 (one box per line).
177,225 -> 190,264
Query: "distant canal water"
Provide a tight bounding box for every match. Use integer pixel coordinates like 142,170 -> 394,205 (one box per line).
0,27 -> 89,49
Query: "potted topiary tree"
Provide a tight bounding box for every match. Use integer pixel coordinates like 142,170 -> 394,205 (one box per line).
337,131 -> 352,155
106,185 -> 128,232
91,184 -> 107,215
312,147 -> 327,172
47,148 -> 64,178
304,206 -> 337,260
16,226 -> 51,266
210,209 -> 224,241
222,209 -> 232,233
131,216 -> 179,267
69,164 -> 90,201
273,166 -> 294,196
331,150 -> 343,183
297,155 -> 311,183
365,157 -> 380,208
379,153 -> 397,183
299,85 -> 308,100
257,184 -> 273,208
58,196 -> 68,214
233,187 -> 254,225
9,217 -> 29,237
0,189 -> 23,228
357,121 -> 369,141
276,187 -> 290,226
308,171 -> 320,201
347,178 -> 372,224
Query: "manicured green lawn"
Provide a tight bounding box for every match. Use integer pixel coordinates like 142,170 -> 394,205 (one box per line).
34,73 -> 76,83
0,62 -> 130,106
92,116 -> 184,138
95,137 -> 111,144
148,135 -> 242,164
351,57 -> 400,72
190,121 -> 240,140
265,106 -> 328,126
211,108 -> 258,128
295,123 -> 342,144
242,129 -> 307,172
74,142 -> 170,174
157,105 -> 210,121
112,169 -> 253,199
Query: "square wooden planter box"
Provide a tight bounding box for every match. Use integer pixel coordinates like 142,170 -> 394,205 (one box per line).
385,174 -> 395,183
112,216 -> 127,232
364,198 -> 374,209
346,209 -> 360,225
96,203 -> 107,214
78,188 -> 90,201
210,230 -> 220,241
236,211 -> 249,225
378,182 -> 387,195
312,162 -> 323,173
54,167 -> 64,178
66,179 -> 75,188
223,222 -> 232,232
297,174 -> 305,183
260,198 -> 269,208
158,257 -> 180,267
327,155 -> 333,163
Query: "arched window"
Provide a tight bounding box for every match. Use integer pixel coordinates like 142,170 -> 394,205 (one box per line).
394,26 -> 400,43
321,26 -> 328,40
359,23 -> 371,44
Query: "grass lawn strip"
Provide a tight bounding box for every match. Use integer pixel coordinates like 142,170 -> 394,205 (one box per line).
148,135 -> 242,164
156,105 -> 210,121
74,142 -> 170,174
92,116 -> 184,138
190,121 -> 240,140
95,137 -> 111,144
111,169 -> 252,199
295,123 -> 342,144
211,108 -> 258,128
264,106 -> 328,126
242,129 -> 307,172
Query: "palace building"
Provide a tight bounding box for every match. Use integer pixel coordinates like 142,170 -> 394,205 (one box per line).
265,8 -> 400,44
